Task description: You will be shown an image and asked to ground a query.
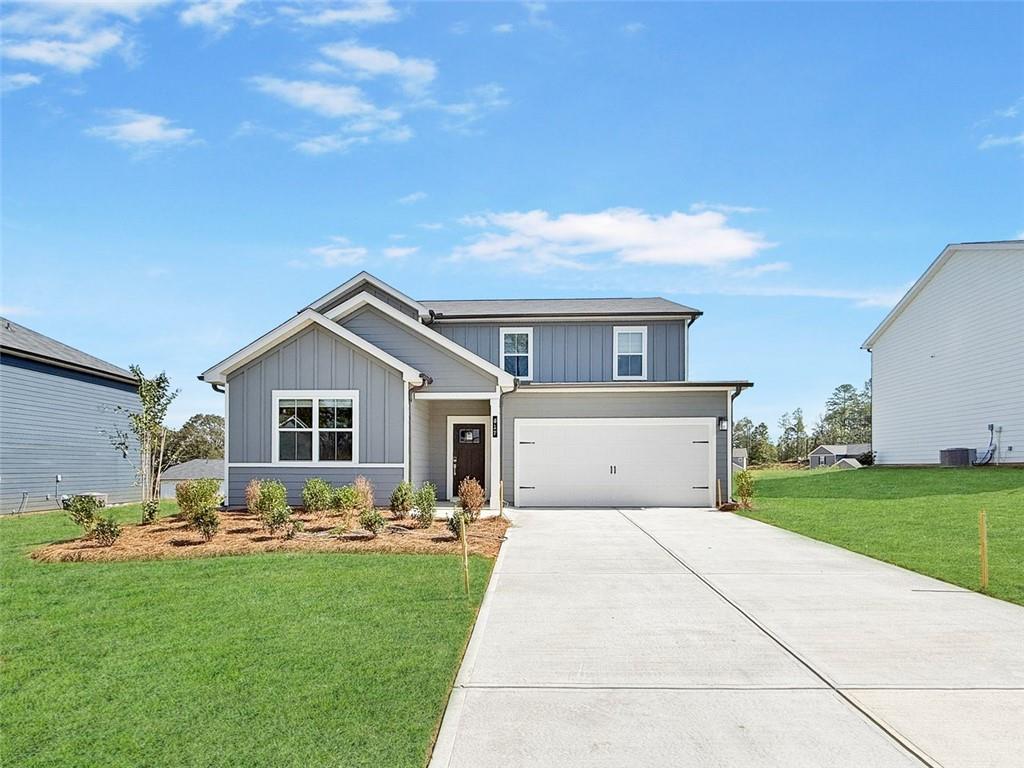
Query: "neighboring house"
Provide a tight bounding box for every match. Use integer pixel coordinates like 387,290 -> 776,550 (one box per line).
732,447 -> 748,470
808,443 -> 871,468
0,318 -> 140,514
863,241 -> 1024,465
159,459 -> 225,500
200,272 -> 752,509
834,458 -> 863,470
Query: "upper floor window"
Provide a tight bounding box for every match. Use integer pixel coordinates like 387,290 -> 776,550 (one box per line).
613,326 -> 647,380
500,327 -> 533,380
273,390 -> 358,463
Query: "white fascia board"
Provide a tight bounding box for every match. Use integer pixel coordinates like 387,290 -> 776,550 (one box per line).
324,291 -> 517,389
305,271 -> 428,318
512,384 -> 748,394
200,309 -> 423,385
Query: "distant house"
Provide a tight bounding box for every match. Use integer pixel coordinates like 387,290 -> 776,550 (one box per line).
732,447 -> 748,470
159,459 -> 225,500
0,318 -> 140,514
808,443 -> 871,468
862,241 -> 1023,465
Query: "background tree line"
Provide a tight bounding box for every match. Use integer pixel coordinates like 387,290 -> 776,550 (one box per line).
734,381 -> 872,465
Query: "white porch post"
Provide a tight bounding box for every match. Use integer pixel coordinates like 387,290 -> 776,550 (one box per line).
489,394 -> 500,510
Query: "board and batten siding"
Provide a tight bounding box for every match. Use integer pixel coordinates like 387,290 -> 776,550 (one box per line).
0,355 -> 140,514
341,307 -> 497,392
500,390 -> 729,502
434,321 -> 687,382
226,325 -> 406,506
870,245 -> 1024,464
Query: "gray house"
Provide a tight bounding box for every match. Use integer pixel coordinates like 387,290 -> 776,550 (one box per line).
732,447 -> 748,470
0,318 -> 140,514
159,459 -> 225,500
808,443 -> 871,468
200,272 -> 752,509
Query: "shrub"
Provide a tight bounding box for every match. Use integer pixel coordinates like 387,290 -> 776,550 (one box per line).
413,482 -> 436,528
446,509 -> 468,540
332,484 -> 360,513
142,499 -> 160,525
245,478 -> 262,511
457,477 -> 485,522
284,518 -> 304,540
301,477 -> 333,517
354,475 -> 375,513
92,516 -> 122,546
189,506 -> 220,541
259,501 -> 294,535
857,450 -> 875,467
734,469 -> 755,509
389,481 -> 414,518
176,478 -> 222,521
250,480 -> 287,514
359,507 -> 386,537
64,494 -> 103,535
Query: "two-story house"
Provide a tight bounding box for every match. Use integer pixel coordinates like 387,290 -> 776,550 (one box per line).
200,272 -> 751,509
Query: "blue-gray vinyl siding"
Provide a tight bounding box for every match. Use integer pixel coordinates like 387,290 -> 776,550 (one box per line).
434,321 -> 687,382
228,465 -> 404,507
0,354 -> 140,514
226,326 -> 405,467
500,390 -> 729,503
341,307 -> 497,392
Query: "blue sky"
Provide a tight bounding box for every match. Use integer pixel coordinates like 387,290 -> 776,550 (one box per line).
3,1 -> 1022,431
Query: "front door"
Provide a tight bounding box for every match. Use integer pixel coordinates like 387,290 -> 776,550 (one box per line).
452,423 -> 486,496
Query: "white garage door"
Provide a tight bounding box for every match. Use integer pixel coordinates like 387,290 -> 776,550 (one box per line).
514,418 -> 716,508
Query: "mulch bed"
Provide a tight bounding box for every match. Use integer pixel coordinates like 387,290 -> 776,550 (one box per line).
32,509 -> 509,563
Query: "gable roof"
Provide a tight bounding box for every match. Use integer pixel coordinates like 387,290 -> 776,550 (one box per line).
162,459 -> 224,481
422,296 -> 700,320
199,309 -> 423,385
305,271 -> 428,318
811,443 -> 871,456
0,317 -> 136,385
732,447 -> 749,459
862,241 -> 1024,350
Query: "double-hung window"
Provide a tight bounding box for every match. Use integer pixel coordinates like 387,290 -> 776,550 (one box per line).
500,327 -> 533,380
273,390 -> 358,463
613,326 -> 647,380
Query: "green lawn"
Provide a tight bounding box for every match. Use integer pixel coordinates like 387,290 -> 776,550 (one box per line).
0,503 -> 493,767
740,466 -> 1024,606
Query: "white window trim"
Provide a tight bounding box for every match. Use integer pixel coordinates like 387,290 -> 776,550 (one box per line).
500,326 -> 534,382
272,389 -> 359,465
613,325 -> 648,381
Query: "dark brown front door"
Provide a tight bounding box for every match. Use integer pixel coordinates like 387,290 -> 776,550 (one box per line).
453,423 -> 485,495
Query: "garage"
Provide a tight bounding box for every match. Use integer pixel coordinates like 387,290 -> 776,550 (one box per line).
513,417 -> 716,507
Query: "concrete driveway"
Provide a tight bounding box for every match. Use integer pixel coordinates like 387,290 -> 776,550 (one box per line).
429,509 -> 1024,768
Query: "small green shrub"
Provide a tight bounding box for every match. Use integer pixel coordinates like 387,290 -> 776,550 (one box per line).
734,469 -> 755,509
389,481 -> 414,517
250,480 -> 287,514
141,499 -> 160,524
63,495 -> 103,535
446,509 -> 467,540
176,478 -> 222,521
188,506 -> 220,541
301,477 -> 333,516
457,477 -> 485,522
332,484 -> 360,513
259,501 -> 294,535
284,518 -> 304,540
359,507 -> 386,537
413,482 -> 436,528
354,475 -> 375,512
92,516 -> 122,546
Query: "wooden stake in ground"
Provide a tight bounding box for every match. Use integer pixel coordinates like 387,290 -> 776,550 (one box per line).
460,514 -> 470,596
716,478 -> 722,508
499,480 -> 505,512
979,509 -> 989,591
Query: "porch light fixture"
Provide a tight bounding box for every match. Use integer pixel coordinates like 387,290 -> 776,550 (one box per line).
718,417 -> 728,431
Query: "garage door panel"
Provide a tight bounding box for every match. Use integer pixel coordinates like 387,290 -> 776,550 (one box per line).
515,418 -> 714,508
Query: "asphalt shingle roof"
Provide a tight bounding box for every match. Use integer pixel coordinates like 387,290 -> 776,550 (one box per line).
0,317 -> 136,383
161,459 -> 224,481
421,297 -> 701,319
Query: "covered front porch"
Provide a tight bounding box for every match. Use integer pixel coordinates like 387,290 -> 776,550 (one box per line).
409,391 -> 501,509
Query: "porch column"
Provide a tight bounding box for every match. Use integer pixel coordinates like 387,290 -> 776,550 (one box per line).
489,394 -> 500,510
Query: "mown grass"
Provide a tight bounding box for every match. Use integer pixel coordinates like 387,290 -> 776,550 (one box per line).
0,502 -> 493,767
739,466 -> 1024,606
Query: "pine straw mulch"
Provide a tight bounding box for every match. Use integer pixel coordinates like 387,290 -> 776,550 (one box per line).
32,508 -> 509,564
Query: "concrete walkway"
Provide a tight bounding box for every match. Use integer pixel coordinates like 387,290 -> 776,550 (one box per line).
429,509 -> 1024,768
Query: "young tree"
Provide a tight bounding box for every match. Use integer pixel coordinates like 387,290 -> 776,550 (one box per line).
812,381 -> 872,445
777,408 -> 811,461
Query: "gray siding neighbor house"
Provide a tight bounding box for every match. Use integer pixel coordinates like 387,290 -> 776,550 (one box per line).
200,272 -> 752,509
808,443 -> 872,468
0,318 -> 140,514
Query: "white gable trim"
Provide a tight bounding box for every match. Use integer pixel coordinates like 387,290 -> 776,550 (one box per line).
324,292 -> 517,389
306,271 -> 428,318
200,309 -> 423,385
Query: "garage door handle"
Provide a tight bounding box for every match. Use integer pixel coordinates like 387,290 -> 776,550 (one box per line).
692,440 -> 710,444
519,441 -> 535,445
519,486 -> 536,490
692,486 -> 709,490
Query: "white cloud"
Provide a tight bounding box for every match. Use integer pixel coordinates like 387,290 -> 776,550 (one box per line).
523,1 -> 553,30
995,96 -> 1024,119
623,21 -> 645,35
3,29 -> 124,73
493,23 -> 514,34
453,207 -> 774,272
1,72 -> 42,92
397,191 -> 427,204
689,202 -> 765,214
383,246 -> 418,258
320,41 -> 437,93
979,132 -> 1024,150
438,83 -> 509,132
295,133 -> 369,155
0,304 -> 39,317
696,283 -> 906,309
420,222 -> 444,230
87,109 -> 195,146
730,261 -> 791,278
286,1 -> 399,26
308,236 -> 367,266
249,75 -> 397,120
179,0 -> 246,33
